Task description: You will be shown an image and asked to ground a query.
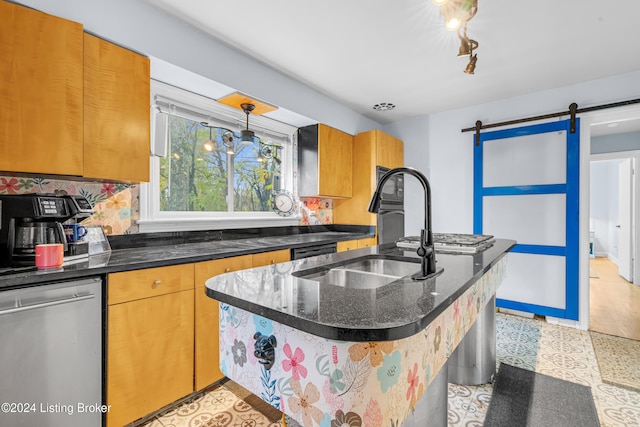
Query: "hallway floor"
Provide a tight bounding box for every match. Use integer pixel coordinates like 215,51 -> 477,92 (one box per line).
590,257 -> 640,341
142,313 -> 639,427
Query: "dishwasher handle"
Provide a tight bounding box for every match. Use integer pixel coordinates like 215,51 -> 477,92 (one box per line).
0,293 -> 96,316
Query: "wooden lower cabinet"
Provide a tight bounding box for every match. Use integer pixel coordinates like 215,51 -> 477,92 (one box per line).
337,238 -> 377,252
357,237 -> 377,248
107,250 -> 294,426
192,250 -> 290,390
107,288 -> 194,427
252,249 -> 291,267
193,255 -> 252,391
337,239 -> 358,252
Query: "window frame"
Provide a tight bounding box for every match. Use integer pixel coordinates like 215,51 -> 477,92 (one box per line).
138,80 -> 300,233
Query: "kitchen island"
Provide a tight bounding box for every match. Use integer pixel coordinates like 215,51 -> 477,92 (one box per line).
206,239 -> 515,427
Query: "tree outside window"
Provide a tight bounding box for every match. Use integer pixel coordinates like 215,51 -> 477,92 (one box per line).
160,116 -> 282,213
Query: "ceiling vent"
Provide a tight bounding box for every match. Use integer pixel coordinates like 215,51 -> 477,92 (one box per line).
373,102 -> 396,112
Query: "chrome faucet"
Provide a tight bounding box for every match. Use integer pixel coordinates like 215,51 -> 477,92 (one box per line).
368,166 -> 441,280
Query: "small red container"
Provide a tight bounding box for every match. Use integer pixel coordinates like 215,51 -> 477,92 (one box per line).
35,244 -> 64,269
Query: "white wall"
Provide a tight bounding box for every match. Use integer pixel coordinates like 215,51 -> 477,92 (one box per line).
590,160 -> 623,259
384,116 -> 431,236
592,131 -> 640,154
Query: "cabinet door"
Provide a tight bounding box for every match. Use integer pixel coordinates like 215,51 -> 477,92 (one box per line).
84,33 -> 150,182
252,249 -> 290,267
0,1 -> 83,175
107,289 -> 194,427
376,130 -> 404,169
333,131 -> 377,225
318,124 -> 353,198
193,255 -> 252,390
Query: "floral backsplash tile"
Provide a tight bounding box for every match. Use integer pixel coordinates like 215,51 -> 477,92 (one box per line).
0,176 -> 139,235
299,197 -> 333,225
0,176 -> 333,235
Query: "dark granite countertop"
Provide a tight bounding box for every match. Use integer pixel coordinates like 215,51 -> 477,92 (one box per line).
205,239 -> 516,342
0,225 -> 373,291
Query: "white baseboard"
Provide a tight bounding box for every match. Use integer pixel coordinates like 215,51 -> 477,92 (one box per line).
496,308 -> 534,319
547,316 -> 585,330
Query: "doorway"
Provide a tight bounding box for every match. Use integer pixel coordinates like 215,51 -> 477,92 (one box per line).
587,110 -> 640,340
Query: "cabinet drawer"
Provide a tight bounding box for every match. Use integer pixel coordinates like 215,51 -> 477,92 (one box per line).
252,249 -> 290,267
337,240 -> 359,252
108,264 -> 194,305
357,237 -> 378,248
194,255 -> 252,288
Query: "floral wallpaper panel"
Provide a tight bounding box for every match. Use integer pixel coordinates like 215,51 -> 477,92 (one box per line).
219,257 -> 508,427
1,176 -> 335,235
0,175 -> 139,235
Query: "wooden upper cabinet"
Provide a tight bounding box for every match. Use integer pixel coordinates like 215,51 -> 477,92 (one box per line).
318,124 -> 352,197
298,123 -> 353,198
84,33 -> 150,182
0,1 -> 83,176
333,129 -> 403,227
376,130 -> 404,169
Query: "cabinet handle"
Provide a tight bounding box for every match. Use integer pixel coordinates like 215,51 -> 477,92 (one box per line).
225,267 -> 231,272
153,279 -> 162,285
271,259 -> 276,264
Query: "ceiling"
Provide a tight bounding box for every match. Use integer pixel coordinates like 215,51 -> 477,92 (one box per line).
149,0 -> 640,131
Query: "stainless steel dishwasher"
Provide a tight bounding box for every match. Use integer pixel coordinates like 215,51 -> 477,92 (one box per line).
0,277 -> 102,427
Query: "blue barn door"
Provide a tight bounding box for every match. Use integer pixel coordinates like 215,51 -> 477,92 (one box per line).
474,119 -> 580,320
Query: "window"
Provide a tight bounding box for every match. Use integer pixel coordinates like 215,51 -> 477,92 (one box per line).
139,80 -> 298,232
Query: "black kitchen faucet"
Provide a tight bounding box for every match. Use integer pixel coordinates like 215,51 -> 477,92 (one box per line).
368,166 -> 441,280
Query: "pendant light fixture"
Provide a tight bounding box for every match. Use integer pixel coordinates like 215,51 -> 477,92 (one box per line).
257,142 -> 281,164
200,122 -> 235,155
240,103 -> 256,145
222,131 -> 235,155
204,126 -> 214,152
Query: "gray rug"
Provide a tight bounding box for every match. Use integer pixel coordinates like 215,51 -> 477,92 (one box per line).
484,363 -> 600,427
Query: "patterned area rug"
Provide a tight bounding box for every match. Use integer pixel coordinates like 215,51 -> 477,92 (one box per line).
590,331 -> 640,392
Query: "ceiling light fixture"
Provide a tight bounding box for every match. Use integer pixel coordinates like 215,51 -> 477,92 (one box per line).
433,0 -> 479,74
240,103 -> 257,145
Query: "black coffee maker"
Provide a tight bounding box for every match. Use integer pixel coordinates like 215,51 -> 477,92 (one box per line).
0,194 -> 93,267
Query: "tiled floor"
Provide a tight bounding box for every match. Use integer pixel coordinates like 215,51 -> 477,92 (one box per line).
142,313 -> 640,427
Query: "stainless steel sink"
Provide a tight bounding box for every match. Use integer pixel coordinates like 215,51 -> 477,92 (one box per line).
294,257 -> 420,289
298,268 -> 401,289
334,258 -> 420,277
